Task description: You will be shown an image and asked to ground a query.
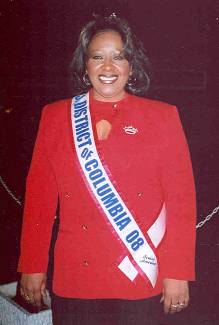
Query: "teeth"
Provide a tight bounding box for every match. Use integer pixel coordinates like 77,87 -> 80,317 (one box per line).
99,75 -> 118,83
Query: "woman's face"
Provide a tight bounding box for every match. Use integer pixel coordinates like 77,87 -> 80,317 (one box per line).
86,31 -> 131,102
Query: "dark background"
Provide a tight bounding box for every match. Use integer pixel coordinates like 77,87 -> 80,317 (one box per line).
0,1 -> 218,324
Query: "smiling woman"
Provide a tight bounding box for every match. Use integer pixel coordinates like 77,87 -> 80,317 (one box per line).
86,31 -> 132,101
18,14 -> 196,325
70,15 -> 151,97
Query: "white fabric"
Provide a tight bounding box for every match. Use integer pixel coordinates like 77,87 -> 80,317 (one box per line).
147,203 -> 166,248
118,256 -> 138,281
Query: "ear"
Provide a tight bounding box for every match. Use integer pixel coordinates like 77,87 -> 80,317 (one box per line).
129,66 -> 133,76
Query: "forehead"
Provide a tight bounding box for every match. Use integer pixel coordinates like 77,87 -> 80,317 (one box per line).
88,31 -> 123,51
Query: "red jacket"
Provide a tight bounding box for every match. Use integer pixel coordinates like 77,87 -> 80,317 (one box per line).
18,91 -> 196,299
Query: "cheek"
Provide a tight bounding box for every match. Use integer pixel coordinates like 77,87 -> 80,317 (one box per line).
120,62 -> 131,76
86,62 -> 99,79
86,59 -> 94,71
122,66 -> 132,80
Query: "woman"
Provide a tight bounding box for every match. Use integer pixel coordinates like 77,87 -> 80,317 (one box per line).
18,14 -> 196,324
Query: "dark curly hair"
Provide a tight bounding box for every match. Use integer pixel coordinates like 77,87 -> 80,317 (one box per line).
70,15 -> 151,97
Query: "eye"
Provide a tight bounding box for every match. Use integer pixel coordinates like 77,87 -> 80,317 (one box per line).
113,54 -> 124,60
91,55 -> 103,60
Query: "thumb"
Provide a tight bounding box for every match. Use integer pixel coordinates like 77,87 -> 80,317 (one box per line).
160,294 -> 164,303
41,282 -> 47,297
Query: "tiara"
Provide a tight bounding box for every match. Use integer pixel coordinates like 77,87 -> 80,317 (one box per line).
92,12 -> 117,20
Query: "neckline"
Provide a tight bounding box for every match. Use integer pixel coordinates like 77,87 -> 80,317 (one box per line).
89,89 -> 131,108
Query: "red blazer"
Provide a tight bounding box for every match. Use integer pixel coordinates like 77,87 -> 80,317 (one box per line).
18,91 -> 196,299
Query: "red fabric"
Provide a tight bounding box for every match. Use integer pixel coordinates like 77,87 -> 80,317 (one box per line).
18,91 -> 196,299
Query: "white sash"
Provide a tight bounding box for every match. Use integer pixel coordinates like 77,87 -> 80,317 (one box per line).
71,93 -> 166,287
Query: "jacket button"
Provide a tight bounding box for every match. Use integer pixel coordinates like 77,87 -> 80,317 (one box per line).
65,192 -> 71,198
137,192 -> 143,197
82,224 -> 88,231
83,260 -> 89,266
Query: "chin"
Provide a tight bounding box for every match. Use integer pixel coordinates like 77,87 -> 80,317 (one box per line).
95,88 -> 125,101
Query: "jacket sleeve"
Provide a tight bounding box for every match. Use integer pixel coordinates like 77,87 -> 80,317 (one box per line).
158,106 -> 196,281
18,106 -> 58,273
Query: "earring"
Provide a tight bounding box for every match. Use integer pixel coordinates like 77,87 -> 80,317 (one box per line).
83,72 -> 91,86
127,75 -> 136,87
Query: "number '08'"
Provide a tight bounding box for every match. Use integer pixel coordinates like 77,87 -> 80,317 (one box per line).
126,230 -> 144,251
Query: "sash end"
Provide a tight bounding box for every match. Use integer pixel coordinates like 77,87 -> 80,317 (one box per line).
118,256 -> 138,281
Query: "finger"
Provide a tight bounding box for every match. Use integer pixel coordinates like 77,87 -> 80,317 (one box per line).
178,294 -> 189,309
184,299 -> 189,308
33,291 -> 42,309
169,299 -> 180,314
176,304 -> 184,313
22,291 -> 35,305
177,299 -> 188,311
169,305 -> 179,314
178,300 -> 185,307
20,287 -> 24,296
24,287 -> 40,306
163,297 -> 172,314
170,300 -> 188,314
160,294 -> 164,303
41,282 -> 47,297
183,296 -> 189,308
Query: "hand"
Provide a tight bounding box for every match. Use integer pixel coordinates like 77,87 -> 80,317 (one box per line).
20,273 -> 47,309
160,278 -> 189,314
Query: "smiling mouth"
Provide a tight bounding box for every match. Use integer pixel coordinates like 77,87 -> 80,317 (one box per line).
98,75 -> 118,84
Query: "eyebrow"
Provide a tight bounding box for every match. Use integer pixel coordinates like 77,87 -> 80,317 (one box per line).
88,49 -> 125,55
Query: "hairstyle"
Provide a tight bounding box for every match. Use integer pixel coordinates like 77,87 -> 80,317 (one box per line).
70,15 -> 152,97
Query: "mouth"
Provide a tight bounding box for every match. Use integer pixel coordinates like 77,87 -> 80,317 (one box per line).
98,75 -> 118,84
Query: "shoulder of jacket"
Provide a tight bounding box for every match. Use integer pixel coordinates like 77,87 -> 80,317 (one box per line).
42,98 -> 72,118
129,97 -> 184,142
129,95 -> 179,125
130,94 -> 176,112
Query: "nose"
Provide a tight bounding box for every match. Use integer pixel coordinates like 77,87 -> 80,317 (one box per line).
102,57 -> 113,71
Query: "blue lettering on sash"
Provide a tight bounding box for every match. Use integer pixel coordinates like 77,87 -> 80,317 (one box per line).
74,107 -> 87,118
108,203 -> 123,217
75,115 -> 88,124
76,121 -> 89,132
77,132 -> 90,142
89,168 -> 103,181
78,139 -> 92,148
85,159 -> 98,171
113,211 -> 127,222
75,101 -> 86,109
96,184 -> 111,197
74,98 -> 92,149
101,192 -> 119,209
76,127 -> 89,136
116,217 -> 131,231
75,94 -> 86,101
93,178 -> 106,189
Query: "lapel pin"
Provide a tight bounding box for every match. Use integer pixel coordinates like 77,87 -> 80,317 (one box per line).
123,126 -> 138,135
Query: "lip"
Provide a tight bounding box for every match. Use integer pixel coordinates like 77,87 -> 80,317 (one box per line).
98,75 -> 118,84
